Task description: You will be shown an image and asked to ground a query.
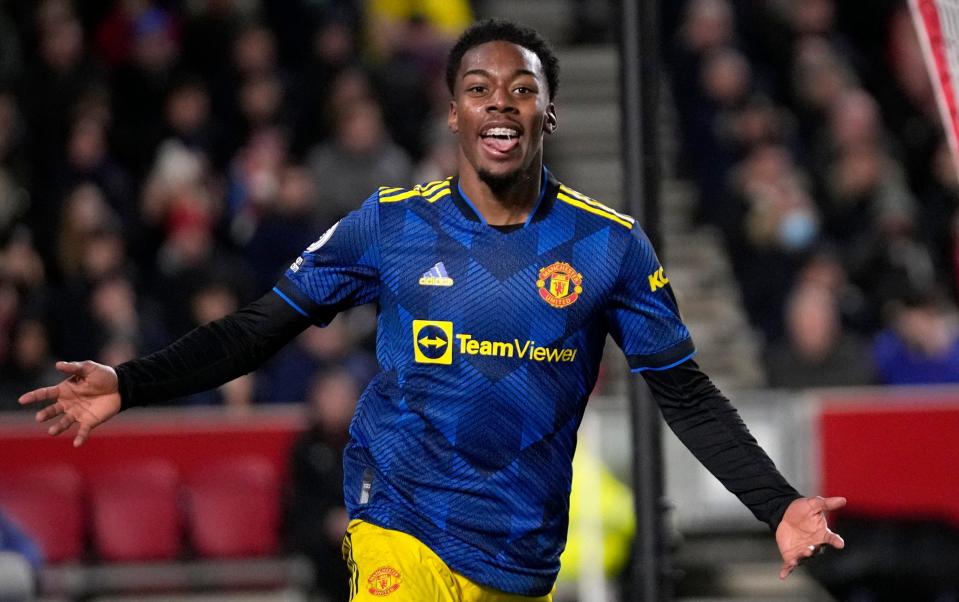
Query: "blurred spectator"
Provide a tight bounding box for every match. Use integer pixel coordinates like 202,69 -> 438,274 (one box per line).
258,316 -> 376,404
95,0 -> 162,68
291,16 -> 359,155
175,281 -> 255,408
764,282 -> 875,388
61,111 -> 134,229
671,0 -> 735,101
821,142 -> 910,246
180,0 -> 256,83
917,139 -> 959,301
877,6 -> 941,189
0,510 -> 41,600
285,368 -> 359,602
214,22 -> 288,156
671,0 -> 735,177
224,126 -> 289,244
141,139 -> 213,235
873,288 -> 959,386
151,219 -> 253,341
244,163 -> 322,291
0,226 -> 46,295
231,21 -> 278,80
413,122 -> 458,184
790,38 -> 858,149
162,77 -> 220,162
724,144 -> 819,339
88,275 -> 147,350
55,183 -> 120,279
238,71 -> 286,131
53,228 -> 139,360
366,0 -> 471,60
0,318 -> 59,410
141,139 -> 255,325
19,1 -> 104,220
109,5 -> 183,178
307,97 -> 413,224
852,233 -> 937,336
688,46 -> 756,225
666,0 -> 959,352
373,16 -> 450,159
323,66 -> 377,131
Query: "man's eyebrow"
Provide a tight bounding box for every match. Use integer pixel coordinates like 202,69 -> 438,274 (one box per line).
461,68 -> 538,79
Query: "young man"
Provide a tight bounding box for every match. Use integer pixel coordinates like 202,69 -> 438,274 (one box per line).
20,19 -> 844,602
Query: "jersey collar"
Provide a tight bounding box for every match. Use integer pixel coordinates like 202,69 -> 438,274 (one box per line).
449,167 -> 559,228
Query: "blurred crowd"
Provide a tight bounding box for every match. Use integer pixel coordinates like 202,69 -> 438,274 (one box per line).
668,0 -> 959,388
1,0 -> 957,406
0,0 -> 476,410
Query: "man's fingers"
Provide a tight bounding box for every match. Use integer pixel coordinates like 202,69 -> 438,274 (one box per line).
55,361 -> 85,376
824,530 -> 845,549
74,423 -> 92,447
35,401 -> 64,422
48,413 -> 75,436
780,543 -> 818,580
779,560 -> 796,580
820,496 -> 847,512
19,385 -> 59,406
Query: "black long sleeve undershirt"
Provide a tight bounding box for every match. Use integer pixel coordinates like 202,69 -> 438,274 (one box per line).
115,290 -> 311,408
642,359 -> 802,529
115,290 -> 799,528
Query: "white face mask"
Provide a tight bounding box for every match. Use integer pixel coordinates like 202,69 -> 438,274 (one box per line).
779,210 -> 818,251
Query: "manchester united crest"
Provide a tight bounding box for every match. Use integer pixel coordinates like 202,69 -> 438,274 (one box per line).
368,566 -> 402,596
536,261 -> 583,308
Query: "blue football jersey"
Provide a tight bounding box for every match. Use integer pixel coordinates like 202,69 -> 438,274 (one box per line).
274,169 -> 694,595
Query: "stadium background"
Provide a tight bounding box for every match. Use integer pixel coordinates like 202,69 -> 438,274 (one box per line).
0,0 -> 957,600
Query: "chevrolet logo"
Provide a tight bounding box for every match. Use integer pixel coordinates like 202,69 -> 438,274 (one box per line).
648,266 -> 669,292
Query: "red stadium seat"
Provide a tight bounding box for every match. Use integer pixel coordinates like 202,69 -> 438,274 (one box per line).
0,464 -> 84,563
89,460 -> 181,562
185,455 -> 280,558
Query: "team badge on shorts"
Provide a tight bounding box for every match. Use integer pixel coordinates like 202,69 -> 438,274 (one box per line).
537,261 -> 583,308
368,566 -> 402,596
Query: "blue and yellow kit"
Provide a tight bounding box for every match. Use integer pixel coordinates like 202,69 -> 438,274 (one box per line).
274,168 -> 694,596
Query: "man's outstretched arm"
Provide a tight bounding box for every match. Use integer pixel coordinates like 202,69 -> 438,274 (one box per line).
641,358 -> 845,578
19,290 -> 311,445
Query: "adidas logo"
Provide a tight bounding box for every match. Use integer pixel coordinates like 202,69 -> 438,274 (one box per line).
419,262 -> 454,287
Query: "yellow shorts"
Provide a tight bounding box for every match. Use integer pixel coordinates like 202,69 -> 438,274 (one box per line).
342,519 -> 553,602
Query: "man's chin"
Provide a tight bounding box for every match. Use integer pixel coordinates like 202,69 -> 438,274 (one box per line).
477,167 -> 524,191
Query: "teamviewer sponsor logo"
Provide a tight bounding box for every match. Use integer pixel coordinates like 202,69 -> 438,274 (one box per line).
412,320 -> 453,364
413,320 -> 578,365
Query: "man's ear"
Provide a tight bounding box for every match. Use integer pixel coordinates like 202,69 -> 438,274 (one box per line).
448,99 -> 459,133
544,103 -> 557,134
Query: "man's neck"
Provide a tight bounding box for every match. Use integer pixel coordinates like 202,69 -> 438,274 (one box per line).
457,163 -> 543,226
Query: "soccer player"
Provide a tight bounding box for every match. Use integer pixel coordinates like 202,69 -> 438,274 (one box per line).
20,19 -> 845,602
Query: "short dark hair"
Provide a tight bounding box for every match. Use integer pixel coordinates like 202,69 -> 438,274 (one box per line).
446,19 -> 560,100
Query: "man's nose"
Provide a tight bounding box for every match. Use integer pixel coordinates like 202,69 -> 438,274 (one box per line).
486,87 -> 517,113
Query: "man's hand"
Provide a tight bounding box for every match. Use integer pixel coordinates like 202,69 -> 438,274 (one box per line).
776,496 -> 846,580
18,361 -> 122,447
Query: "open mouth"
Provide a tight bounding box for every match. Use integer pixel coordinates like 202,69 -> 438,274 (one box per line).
481,126 -> 521,155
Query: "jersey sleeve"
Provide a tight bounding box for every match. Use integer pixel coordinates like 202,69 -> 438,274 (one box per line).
606,228 -> 695,371
273,191 -> 380,325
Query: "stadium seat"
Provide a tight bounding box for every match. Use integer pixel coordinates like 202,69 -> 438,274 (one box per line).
89,460 -> 181,562
0,464 -> 84,563
184,455 -> 280,558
